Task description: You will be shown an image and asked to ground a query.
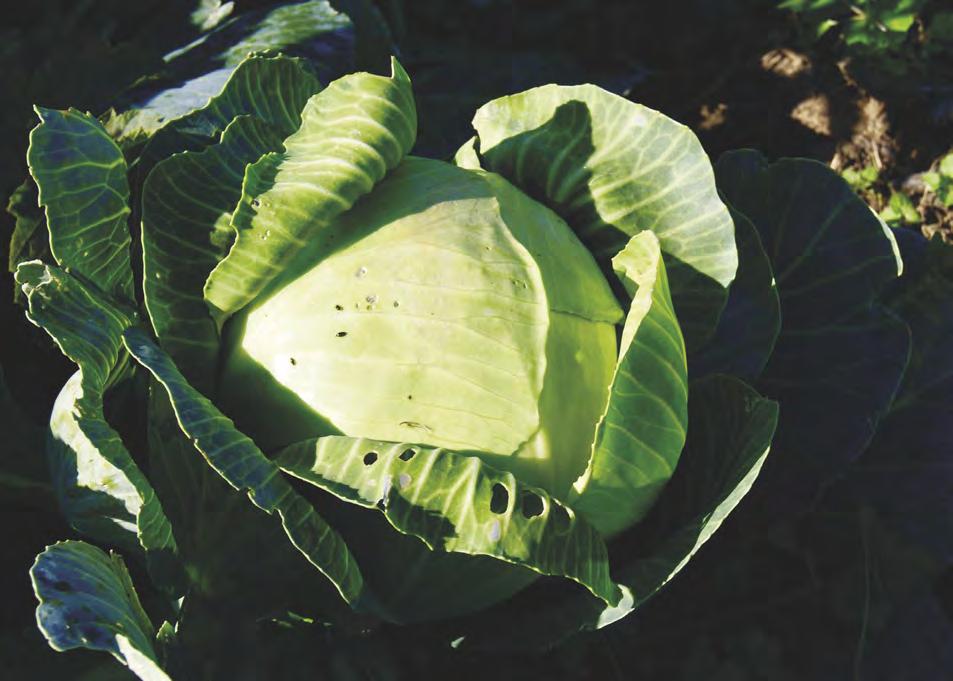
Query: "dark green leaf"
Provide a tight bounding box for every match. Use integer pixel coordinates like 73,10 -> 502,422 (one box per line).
141,114 -> 285,391
850,233 -> 953,561
689,206 -> 781,382
716,150 -> 909,508
31,541 -> 168,681
133,53 -> 322,173
6,179 -> 48,279
28,108 -> 134,303
122,326 -> 365,608
460,375 -> 777,649
15,261 -> 183,593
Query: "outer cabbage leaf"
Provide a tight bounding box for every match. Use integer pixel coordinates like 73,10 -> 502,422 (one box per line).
30,541 -> 168,681
6,179 -> 47,279
276,436 -> 622,607
15,262 -> 182,593
144,383 -> 361,626
469,85 -> 737,350
141,115 -> 285,391
198,0 -> 352,67
453,135 -> 481,170
204,58 -> 417,321
716,150 -> 909,510
133,53 -> 322,174
849,232 -> 953,561
609,375 -> 777,616
28,108 -> 134,303
571,231 -> 688,536
688,207 -> 781,382
122,327 -> 365,608
457,375 -> 776,650
106,1 -> 358,150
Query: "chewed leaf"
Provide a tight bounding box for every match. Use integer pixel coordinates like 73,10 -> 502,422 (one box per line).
31,541 -> 169,681
28,108 -> 134,303
14,262 -> 183,594
572,231 -> 688,536
276,436 -> 622,607
203,58 -> 417,321
142,115 -> 285,391
470,85 -> 737,349
122,327 -> 364,608
460,375 -> 776,650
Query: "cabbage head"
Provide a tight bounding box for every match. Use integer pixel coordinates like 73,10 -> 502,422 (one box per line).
15,52 -> 780,674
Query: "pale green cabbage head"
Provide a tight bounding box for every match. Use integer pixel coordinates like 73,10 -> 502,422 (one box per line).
221,158 -> 623,499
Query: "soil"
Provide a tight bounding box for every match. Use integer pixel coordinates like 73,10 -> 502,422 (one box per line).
615,8 -> 953,240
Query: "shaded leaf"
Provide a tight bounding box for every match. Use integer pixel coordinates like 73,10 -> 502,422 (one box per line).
850,232 -> 953,561
862,590 -> 953,681
122,326 -> 365,607
15,261 -> 183,593
134,53 -> 322,173
277,435 -> 621,606
108,1 -> 356,150
469,85 -> 737,349
6,179 -> 48,278
612,375 -> 777,616
0,363 -> 53,510
28,108 -> 134,302
142,114 -> 285,390
716,150 -> 909,508
689,207 -> 781,382
30,541 -> 168,681
459,375 -> 777,650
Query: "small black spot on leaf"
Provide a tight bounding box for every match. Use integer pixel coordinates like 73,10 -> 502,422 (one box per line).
399,448 -> 416,461
363,451 -> 378,465
289,357 -> 297,366
334,304 -> 343,311
336,331 -> 347,337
